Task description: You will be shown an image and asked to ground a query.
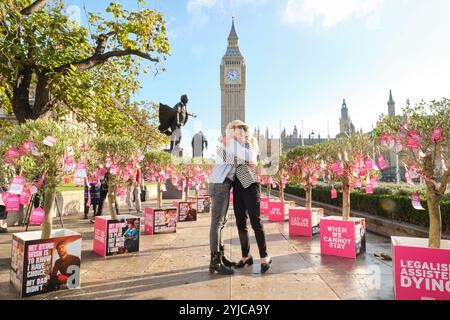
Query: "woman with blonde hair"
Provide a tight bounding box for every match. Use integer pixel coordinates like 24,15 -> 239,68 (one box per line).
228,121 -> 272,274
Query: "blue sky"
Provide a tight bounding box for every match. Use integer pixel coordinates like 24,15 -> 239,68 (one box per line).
66,0 -> 450,157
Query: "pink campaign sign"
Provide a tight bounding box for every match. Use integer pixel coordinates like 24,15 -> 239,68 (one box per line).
29,208 -> 45,225
93,217 -> 108,257
9,176 -> 26,195
20,188 -> 31,206
5,194 -> 20,212
289,209 -> 312,237
144,208 -> 154,235
393,244 -> 450,300
268,201 -> 284,222
320,218 -> 356,259
260,197 -> 270,215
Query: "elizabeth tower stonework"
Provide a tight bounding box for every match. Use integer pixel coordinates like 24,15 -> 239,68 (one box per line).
221,18 -> 246,134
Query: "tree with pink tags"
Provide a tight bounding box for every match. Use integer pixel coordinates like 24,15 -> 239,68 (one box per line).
319,133 -> 381,220
376,98 -> 450,249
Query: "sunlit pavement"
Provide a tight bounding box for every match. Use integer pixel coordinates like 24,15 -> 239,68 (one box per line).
0,200 -> 394,300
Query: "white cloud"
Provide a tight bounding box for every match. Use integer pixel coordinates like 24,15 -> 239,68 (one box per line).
282,0 -> 384,29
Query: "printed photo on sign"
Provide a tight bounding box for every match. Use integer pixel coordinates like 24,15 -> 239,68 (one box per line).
197,197 -> 211,213
178,202 -> 197,222
154,209 -> 177,234
11,234 -> 81,298
106,218 -> 140,256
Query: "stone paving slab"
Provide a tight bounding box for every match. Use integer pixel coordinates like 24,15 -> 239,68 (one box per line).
0,201 -> 395,300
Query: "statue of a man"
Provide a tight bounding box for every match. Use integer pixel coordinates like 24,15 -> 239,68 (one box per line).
158,95 -> 196,152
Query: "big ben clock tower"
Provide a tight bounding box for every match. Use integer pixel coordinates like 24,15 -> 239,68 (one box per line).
221,18 -> 246,134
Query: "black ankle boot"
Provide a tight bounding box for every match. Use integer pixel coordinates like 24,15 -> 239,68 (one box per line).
220,245 -> 236,267
209,252 -> 234,275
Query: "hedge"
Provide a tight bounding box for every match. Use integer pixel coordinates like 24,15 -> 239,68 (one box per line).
284,184 -> 450,233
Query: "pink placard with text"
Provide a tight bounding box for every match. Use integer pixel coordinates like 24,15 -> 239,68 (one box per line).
320,218 -> 356,259
144,208 -> 154,235
93,217 -> 108,257
29,208 -> 45,226
260,197 -> 270,215
393,242 -> 450,300
268,201 -> 284,222
20,188 -> 31,206
289,208 -> 312,237
5,194 -> 20,212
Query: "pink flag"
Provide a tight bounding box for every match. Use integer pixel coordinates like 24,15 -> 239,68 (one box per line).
29,208 -> 45,225
20,188 -> 31,206
5,194 -> 20,212
331,188 -> 337,199
378,154 -> 388,171
411,192 -> 426,210
431,127 -> 443,143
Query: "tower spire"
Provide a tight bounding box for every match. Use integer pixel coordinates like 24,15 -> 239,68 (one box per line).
228,17 -> 239,40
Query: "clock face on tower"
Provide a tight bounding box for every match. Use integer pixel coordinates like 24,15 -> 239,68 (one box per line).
226,69 -> 240,83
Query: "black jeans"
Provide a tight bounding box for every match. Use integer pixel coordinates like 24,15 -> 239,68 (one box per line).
233,179 -> 268,258
97,190 -> 108,216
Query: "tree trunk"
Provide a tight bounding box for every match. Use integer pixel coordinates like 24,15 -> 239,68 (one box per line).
305,188 -> 312,210
157,182 -> 162,209
280,186 -> 285,203
195,188 -> 199,198
41,188 -> 56,239
426,187 -> 442,248
342,181 -> 350,220
267,183 -> 271,198
184,183 -> 189,201
108,184 -> 118,220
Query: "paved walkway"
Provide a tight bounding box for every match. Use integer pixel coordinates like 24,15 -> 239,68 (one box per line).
0,200 -> 394,300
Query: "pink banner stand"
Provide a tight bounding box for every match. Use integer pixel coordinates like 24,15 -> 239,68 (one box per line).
10,229 -> 82,298
289,208 -> 324,237
260,197 -> 271,215
93,215 -> 141,257
144,208 -> 154,235
392,236 -> 450,300
268,200 -> 295,222
320,216 -> 366,259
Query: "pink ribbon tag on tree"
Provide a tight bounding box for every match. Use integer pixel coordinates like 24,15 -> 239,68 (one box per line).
406,132 -> 421,150
105,156 -> 113,168
75,162 -> 87,178
378,154 -> 388,171
20,188 -> 31,206
365,158 -> 373,170
5,194 -> 20,212
365,184 -> 374,194
9,176 -> 26,195
99,168 -> 106,179
431,127 -> 443,143
20,141 -> 33,155
29,208 -> 45,225
110,164 -> 119,176
43,136 -> 56,147
411,192 -> 426,210
331,188 -> 337,199
5,148 -> 20,163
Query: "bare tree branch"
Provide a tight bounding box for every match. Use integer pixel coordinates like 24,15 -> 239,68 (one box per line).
54,48 -> 159,73
20,0 -> 48,15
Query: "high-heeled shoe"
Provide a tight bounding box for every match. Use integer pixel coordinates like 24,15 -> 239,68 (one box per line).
261,257 -> 272,274
234,256 -> 253,268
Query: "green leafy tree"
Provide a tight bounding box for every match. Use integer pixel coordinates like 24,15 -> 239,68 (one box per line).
143,151 -> 172,208
375,98 -> 450,248
93,134 -> 140,219
286,145 -> 324,210
0,119 -> 81,239
0,0 -> 170,127
320,133 -> 378,220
